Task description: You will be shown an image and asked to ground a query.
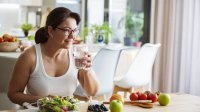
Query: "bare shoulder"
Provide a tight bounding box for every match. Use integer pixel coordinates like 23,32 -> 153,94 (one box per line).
18,45 -> 36,62
16,46 -> 36,71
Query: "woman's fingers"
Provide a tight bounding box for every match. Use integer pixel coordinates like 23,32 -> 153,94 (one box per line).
82,54 -> 92,68
84,54 -> 92,62
85,53 -> 91,58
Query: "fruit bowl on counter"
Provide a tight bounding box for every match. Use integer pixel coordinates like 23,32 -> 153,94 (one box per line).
0,42 -> 19,52
0,34 -> 20,52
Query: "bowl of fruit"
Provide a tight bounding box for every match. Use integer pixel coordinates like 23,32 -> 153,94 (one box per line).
87,100 -> 109,112
0,34 -> 20,52
37,96 -> 79,112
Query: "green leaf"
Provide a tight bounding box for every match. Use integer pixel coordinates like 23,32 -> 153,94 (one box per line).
27,35 -> 34,40
21,23 -> 33,32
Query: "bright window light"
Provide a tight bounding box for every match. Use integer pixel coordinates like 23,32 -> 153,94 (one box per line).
0,3 -> 20,9
57,0 -> 79,4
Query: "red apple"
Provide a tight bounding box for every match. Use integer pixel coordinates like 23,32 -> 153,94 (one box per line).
130,93 -> 138,101
110,100 -> 123,112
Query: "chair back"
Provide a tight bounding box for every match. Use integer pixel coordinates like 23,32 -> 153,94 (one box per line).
115,43 -> 161,88
74,47 -> 122,97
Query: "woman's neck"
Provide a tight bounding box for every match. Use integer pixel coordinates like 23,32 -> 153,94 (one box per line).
41,42 -> 66,59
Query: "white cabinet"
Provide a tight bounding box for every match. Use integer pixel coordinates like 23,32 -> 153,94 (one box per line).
20,0 -> 42,6
0,0 -> 42,6
0,0 -> 19,4
87,0 -> 104,26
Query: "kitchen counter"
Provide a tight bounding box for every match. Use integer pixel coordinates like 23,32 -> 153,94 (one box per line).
0,52 -> 21,59
0,52 -> 20,93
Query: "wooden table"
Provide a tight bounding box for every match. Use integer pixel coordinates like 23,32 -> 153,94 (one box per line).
121,93 -> 200,112
1,93 -> 200,112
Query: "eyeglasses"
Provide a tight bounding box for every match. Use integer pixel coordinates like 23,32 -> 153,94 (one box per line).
56,27 -> 80,37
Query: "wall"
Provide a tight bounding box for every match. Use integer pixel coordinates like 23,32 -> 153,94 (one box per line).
0,3 -> 21,35
0,1 -> 42,36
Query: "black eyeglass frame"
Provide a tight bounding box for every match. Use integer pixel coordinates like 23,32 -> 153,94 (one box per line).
56,27 -> 80,38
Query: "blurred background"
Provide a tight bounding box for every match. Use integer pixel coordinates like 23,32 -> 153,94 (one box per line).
0,0 -> 150,46
0,0 -> 200,110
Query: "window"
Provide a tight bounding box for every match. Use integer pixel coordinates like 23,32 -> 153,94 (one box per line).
107,0 -> 151,45
84,0 -> 151,45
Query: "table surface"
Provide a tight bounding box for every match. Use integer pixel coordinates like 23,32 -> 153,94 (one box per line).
1,93 -> 200,112
0,51 -> 21,59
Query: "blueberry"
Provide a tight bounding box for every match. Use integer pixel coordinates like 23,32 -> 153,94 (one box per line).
88,105 -> 95,111
100,104 -> 108,111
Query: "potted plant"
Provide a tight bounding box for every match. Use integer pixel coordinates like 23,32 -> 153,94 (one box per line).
21,23 -> 33,37
91,22 -> 112,44
82,22 -> 112,44
120,7 -> 144,46
101,22 -> 112,44
82,26 -> 89,43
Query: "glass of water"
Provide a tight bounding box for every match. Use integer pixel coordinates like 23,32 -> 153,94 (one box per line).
73,46 -> 89,69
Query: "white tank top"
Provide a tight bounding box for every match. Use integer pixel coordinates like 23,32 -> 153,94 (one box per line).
26,44 -> 78,97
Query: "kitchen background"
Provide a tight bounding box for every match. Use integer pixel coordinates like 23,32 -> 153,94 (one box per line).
1,0 -> 200,110
0,0 -> 150,44
0,0 -> 149,110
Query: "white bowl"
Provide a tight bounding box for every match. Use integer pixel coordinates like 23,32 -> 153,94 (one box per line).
0,42 -> 19,52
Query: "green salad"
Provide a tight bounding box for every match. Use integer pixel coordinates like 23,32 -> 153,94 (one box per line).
38,96 -> 79,112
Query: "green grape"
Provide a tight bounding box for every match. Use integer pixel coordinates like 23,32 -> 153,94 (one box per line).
52,106 -> 61,112
65,96 -> 71,101
71,104 -> 79,111
63,100 -> 72,106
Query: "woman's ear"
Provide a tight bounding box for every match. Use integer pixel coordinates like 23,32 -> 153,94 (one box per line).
47,26 -> 54,38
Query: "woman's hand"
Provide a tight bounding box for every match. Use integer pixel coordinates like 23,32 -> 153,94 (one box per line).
82,53 -> 92,69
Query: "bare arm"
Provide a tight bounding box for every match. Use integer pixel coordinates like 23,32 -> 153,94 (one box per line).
78,69 -> 100,96
77,53 -> 100,96
7,47 -> 41,105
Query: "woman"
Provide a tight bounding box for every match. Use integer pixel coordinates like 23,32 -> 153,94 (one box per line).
7,7 -> 99,105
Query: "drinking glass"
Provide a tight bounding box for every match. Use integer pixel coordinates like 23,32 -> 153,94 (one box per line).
73,46 -> 88,69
